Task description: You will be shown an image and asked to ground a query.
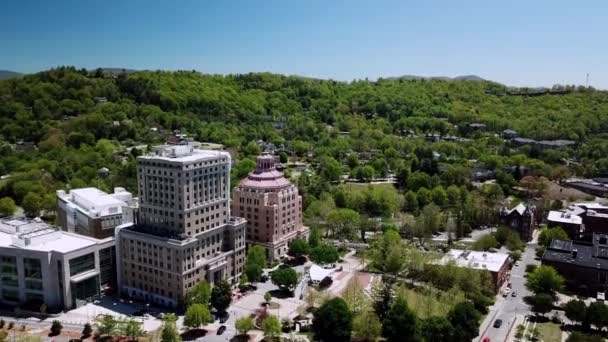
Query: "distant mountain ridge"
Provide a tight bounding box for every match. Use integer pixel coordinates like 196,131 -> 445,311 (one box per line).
93,67 -> 138,75
0,70 -> 22,80
385,74 -> 486,82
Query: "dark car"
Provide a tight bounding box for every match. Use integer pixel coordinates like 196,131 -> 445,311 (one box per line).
217,325 -> 226,335
260,275 -> 269,282
493,319 -> 503,328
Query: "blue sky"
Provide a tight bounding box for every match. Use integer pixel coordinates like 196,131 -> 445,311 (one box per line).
1,0 -> 607,88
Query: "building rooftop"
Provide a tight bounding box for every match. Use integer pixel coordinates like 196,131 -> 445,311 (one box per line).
543,234 -> 608,270
440,249 -> 509,272
573,202 -> 608,211
0,217 -> 108,253
57,187 -> 135,218
237,153 -> 293,190
512,137 -> 536,144
548,210 -> 583,225
537,140 -> 576,147
140,143 -> 230,163
506,203 -> 528,216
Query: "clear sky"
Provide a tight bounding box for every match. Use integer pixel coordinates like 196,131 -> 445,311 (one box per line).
1,0 -> 607,88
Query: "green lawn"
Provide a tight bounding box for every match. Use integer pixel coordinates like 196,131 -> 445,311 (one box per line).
536,322 -> 562,342
399,286 -> 465,319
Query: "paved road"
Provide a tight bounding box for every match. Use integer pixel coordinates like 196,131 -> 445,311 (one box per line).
477,234 -> 540,342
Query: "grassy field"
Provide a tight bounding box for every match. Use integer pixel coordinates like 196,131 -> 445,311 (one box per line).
398,286 -> 465,319
536,322 -> 562,342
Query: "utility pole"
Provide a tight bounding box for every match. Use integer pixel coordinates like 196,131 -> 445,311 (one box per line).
586,73 -> 589,87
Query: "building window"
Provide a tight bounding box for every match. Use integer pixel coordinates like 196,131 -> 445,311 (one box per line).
24,258 -> 44,291
0,255 -> 18,287
69,253 -> 96,276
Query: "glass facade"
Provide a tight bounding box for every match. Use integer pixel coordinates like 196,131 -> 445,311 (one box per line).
0,255 -> 18,287
1,288 -> 19,302
99,247 -> 116,287
24,258 -> 43,291
69,253 -> 95,276
72,275 -> 99,302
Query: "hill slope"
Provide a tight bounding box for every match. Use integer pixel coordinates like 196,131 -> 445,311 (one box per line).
0,70 -> 22,80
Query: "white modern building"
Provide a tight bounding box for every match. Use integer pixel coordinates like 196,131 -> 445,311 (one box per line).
440,249 -> 511,291
57,187 -> 138,239
0,217 -> 115,310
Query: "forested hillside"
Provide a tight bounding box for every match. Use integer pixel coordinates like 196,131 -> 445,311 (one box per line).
1,66 -> 607,220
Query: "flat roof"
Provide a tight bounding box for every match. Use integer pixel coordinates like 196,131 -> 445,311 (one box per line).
71,187 -> 124,207
139,144 -> 230,163
547,210 -> 583,225
59,187 -> 132,218
440,249 -> 509,272
574,202 -> 608,210
0,218 -> 109,254
544,239 -> 608,270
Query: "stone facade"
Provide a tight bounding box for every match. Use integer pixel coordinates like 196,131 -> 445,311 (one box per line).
500,203 -> 536,242
232,154 -> 309,261
117,140 -> 246,308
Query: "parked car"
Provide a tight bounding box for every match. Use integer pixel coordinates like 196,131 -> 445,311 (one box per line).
260,275 -> 269,282
217,325 -> 226,335
493,319 -> 503,328
512,291 -> 517,297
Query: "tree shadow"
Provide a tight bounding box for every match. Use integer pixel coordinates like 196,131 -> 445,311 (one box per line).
180,329 -> 208,341
528,315 -> 550,323
268,289 -> 293,299
230,335 -> 250,342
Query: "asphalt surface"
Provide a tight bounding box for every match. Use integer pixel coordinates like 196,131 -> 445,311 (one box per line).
477,236 -> 540,342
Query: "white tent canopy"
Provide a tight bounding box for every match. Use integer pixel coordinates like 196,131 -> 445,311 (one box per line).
309,264 -> 333,283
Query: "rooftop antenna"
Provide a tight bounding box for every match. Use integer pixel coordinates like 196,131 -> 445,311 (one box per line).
586,73 -> 589,87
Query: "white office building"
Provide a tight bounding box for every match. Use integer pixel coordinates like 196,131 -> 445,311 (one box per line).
0,217 -> 115,310
57,187 -> 138,239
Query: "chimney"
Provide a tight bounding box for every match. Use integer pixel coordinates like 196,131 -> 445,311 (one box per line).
572,249 -> 578,258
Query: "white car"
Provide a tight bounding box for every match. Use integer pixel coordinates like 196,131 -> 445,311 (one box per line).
515,261 -> 520,267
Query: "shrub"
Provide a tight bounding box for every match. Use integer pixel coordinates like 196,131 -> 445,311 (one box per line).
50,320 -> 62,336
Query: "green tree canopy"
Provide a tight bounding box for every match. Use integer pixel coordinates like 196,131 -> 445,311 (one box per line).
235,316 -> 254,336
313,297 -> 353,342
183,303 -> 212,329
448,302 -> 481,342
210,281 -> 232,314
526,265 -> 564,296
538,227 -> 570,247
270,268 -> 299,292
352,308 -> 382,342
261,315 -> 282,340
310,243 -> 339,264
185,281 -> 211,306
564,299 -> 587,326
288,239 -> 310,257
245,245 -> 267,282
0,197 -> 16,217
382,296 -> 418,342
